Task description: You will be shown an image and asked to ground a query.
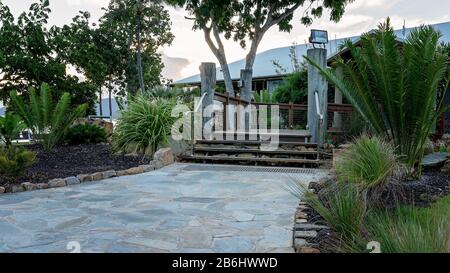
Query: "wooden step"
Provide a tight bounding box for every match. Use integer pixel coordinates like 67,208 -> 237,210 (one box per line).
182,155 -> 321,165
196,139 -> 318,147
193,147 -> 318,156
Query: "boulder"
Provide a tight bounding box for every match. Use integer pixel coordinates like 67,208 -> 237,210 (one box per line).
77,174 -> 93,183
21,182 -> 37,191
102,170 -> 117,179
0,186 -> 5,194
92,172 -> 103,181
153,148 -> 174,167
48,179 -> 67,188
140,164 -> 155,172
65,177 -> 81,186
124,166 -> 144,175
11,184 -> 25,193
297,247 -> 320,254
36,183 -> 49,190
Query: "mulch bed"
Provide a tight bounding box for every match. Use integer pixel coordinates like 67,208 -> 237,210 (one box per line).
0,144 -> 146,188
305,169 -> 450,253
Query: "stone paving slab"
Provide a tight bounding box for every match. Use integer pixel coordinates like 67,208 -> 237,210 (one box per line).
0,163 -> 329,253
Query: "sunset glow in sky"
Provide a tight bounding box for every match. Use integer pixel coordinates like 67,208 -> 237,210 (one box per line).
3,0 -> 450,81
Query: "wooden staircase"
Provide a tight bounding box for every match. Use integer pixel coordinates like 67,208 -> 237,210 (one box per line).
181,130 -> 324,167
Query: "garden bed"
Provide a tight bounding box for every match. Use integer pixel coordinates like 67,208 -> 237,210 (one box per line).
0,143 -> 147,189
295,168 -> 450,253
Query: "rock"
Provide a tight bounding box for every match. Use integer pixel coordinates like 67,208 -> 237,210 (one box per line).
441,160 -> 450,173
124,166 -> 144,175
295,230 -> 317,239
294,223 -> 330,231
48,179 -> 67,188
65,177 -> 81,186
151,160 -> 163,170
153,148 -> 174,166
36,183 -> 49,190
0,186 -> 5,194
21,182 -> 37,191
77,174 -> 93,182
140,164 -> 155,172
11,184 -> 25,193
295,219 -> 308,224
74,118 -> 113,134
295,211 -> 307,219
102,170 -> 117,179
92,172 -> 103,181
294,238 -> 308,248
421,152 -> 450,168
116,170 -> 128,176
297,247 -> 320,253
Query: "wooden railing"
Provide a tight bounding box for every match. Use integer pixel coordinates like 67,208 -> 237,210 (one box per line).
213,92 -> 353,131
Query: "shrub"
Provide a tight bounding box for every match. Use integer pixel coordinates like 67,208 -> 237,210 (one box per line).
113,95 -> 176,155
272,69 -> 308,104
365,196 -> 450,253
0,113 -> 26,147
286,180 -> 367,252
10,83 -> 88,151
0,146 -> 36,178
336,135 -> 398,191
65,124 -> 108,145
307,19 -> 450,172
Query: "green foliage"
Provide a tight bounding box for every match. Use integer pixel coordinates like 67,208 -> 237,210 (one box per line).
64,124 -> 108,145
10,83 -> 87,151
287,181 -> 366,252
144,86 -> 200,104
0,146 -> 36,178
113,95 -> 176,155
253,90 -> 277,103
336,135 -> 398,191
306,19 -> 450,172
366,196 -> 450,253
0,0 -> 97,112
99,0 -> 174,95
0,113 -> 26,147
272,70 -> 308,104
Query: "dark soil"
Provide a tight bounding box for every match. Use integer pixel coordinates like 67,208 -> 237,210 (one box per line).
0,144 -> 147,189
306,170 -> 450,252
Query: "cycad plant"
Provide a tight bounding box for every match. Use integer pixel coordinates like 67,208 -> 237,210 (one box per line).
10,83 -> 87,150
0,113 -> 26,147
306,19 -> 449,173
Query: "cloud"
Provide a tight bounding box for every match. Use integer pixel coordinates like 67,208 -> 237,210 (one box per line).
161,54 -> 192,81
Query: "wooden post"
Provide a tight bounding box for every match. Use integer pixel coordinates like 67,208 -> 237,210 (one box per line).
333,66 -> 343,130
307,48 -> 328,145
200,63 -> 216,139
289,102 -> 294,129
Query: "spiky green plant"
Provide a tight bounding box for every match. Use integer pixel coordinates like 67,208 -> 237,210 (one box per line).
0,113 -> 26,147
285,180 -> 367,252
10,83 -> 87,150
306,19 -> 450,173
113,95 -> 176,156
336,135 -> 398,191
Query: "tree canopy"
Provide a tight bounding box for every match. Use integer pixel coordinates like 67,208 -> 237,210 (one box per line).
168,0 -> 354,96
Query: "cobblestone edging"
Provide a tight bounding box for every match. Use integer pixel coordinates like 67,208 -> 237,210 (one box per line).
292,202 -> 330,254
0,148 -> 174,196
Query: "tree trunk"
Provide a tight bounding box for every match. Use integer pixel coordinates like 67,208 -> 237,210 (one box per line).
108,81 -> 113,121
99,87 -> 103,116
126,34 -> 136,96
136,1 -> 145,94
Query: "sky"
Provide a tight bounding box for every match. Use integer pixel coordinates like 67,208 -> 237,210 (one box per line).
3,0 -> 450,82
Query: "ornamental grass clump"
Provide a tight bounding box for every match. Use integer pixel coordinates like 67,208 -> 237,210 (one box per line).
0,146 -> 36,178
113,95 -> 176,156
336,135 -> 398,192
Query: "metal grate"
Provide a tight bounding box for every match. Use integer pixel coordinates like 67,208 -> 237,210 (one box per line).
182,164 -> 318,174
